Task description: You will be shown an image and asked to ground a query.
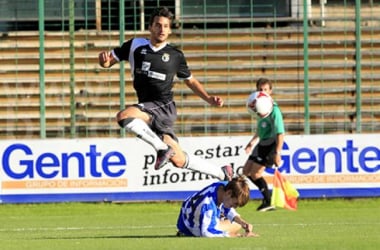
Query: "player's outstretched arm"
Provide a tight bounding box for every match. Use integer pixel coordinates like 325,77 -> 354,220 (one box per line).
184,78 -> 224,107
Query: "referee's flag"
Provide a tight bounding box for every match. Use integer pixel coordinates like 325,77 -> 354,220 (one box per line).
271,169 -> 299,211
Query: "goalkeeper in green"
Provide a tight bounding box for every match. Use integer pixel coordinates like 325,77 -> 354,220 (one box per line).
243,78 -> 285,212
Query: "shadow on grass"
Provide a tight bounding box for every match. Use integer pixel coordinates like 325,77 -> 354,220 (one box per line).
38,234 -> 183,239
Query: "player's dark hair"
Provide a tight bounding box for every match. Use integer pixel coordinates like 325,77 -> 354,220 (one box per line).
225,176 -> 250,207
256,78 -> 272,91
149,6 -> 174,26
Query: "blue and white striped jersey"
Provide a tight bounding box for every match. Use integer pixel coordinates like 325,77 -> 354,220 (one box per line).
177,181 -> 239,237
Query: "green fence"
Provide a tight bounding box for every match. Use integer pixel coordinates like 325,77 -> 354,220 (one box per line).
0,0 -> 379,139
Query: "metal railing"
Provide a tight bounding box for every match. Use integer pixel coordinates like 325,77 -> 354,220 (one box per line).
0,0 -> 378,139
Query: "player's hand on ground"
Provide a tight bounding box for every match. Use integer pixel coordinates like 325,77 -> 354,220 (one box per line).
242,223 -> 259,237
245,231 -> 260,237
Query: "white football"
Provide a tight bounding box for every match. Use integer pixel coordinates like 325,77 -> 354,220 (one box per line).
246,91 -> 273,118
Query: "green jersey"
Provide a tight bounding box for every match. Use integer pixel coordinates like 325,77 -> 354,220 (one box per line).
256,103 -> 285,141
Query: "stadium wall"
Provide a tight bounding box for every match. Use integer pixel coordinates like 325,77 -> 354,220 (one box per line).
0,134 -> 379,203
1,1 -> 379,139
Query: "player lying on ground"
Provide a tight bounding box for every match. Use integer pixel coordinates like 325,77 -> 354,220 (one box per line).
176,176 -> 259,237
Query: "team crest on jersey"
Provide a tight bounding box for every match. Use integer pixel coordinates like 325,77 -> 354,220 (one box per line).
162,53 -> 170,62
260,121 -> 268,128
141,48 -> 147,55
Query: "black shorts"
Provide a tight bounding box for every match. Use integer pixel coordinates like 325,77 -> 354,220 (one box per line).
248,140 -> 276,167
133,101 -> 178,141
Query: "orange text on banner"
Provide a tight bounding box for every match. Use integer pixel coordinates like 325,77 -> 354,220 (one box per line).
2,178 -> 128,189
264,173 -> 380,185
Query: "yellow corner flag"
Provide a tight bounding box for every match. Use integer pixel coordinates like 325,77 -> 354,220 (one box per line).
271,169 -> 300,211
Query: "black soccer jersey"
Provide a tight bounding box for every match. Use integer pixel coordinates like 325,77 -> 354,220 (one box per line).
112,38 -> 192,103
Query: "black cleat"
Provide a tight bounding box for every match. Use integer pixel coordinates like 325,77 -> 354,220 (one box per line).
221,165 -> 234,181
257,200 -> 275,212
154,146 -> 175,170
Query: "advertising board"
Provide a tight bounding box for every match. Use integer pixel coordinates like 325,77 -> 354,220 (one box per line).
0,134 -> 379,203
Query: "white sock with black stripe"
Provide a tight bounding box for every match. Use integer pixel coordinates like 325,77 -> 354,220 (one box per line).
122,118 -> 168,151
183,152 -> 225,180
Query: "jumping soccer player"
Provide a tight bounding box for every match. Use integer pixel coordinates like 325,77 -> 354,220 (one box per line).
243,78 -> 285,211
177,176 -> 259,237
98,6 -> 232,180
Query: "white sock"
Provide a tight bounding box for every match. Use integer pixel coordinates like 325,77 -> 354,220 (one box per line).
124,118 -> 168,151
185,153 -> 225,180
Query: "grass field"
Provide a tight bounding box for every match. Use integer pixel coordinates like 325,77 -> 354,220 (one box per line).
0,198 -> 379,250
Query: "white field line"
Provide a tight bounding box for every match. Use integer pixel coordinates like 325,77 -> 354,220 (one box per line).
0,222 -> 379,233
0,225 -> 174,233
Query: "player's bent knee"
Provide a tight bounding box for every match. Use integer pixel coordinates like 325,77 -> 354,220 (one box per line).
116,109 -> 129,120
116,106 -> 142,120
117,117 -> 134,128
